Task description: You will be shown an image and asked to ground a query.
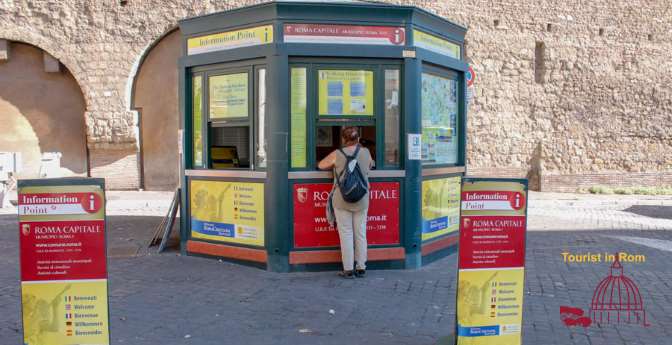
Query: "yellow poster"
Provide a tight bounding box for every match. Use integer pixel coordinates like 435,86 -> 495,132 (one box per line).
290,67 -> 307,168
318,70 -> 374,116
22,280 -> 109,345
413,29 -> 461,59
187,25 -> 274,55
190,180 -> 265,246
421,176 -> 461,241
209,73 -> 249,119
457,268 -> 524,345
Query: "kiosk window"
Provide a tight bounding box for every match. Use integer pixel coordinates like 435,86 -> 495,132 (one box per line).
209,73 -> 249,119
290,67 -> 307,168
421,72 -> 459,165
316,125 -> 376,164
318,70 -> 374,116
210,126 -> 250,168
384,69 -> 400,167
205,69 -> 256,170
192,75 -> 204,167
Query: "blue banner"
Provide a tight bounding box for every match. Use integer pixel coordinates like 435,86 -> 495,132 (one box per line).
191,219 -> 235,238
456,324 -> 500,337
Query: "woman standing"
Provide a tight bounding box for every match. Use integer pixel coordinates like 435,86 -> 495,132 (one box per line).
318,126 -> 373,278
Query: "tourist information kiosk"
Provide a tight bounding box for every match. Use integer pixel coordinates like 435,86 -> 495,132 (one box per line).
178,1 -> 468,272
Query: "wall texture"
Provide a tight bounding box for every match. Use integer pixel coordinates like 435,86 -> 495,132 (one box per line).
0,0 -> 669,191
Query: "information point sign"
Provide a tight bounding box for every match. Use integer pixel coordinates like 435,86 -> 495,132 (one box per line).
455,178 -> 528,345
18,178 -> 110,345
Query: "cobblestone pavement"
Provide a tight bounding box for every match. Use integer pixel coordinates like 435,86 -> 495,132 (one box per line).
1,192 -> 671,345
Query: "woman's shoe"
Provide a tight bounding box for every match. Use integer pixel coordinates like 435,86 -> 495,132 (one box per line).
355,269 -> 366,278
338,270 -> 355,279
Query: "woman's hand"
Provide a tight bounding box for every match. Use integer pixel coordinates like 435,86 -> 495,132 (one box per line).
318,151 -> 337,170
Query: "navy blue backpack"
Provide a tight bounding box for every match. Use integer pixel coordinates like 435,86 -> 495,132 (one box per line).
336,145 -> 368,203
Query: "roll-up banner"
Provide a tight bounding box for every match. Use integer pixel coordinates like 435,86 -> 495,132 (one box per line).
18,178 -> 110,345
455,178 -> 528,345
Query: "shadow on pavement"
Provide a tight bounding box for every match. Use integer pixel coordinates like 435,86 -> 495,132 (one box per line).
623,205 -> 672,220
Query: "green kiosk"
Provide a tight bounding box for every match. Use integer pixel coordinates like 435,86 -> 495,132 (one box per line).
178,1 -> 468,272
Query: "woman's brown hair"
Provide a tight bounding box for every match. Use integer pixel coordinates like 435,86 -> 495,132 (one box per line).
341,126 -> 360,146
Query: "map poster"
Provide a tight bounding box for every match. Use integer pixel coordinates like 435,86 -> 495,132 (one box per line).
421,176 -> 461,241
209,73 -> 249,119
18,179 -> 110,345
293,182 -> 400,248
456,178 -> 528,345
421,72 -> 459,165
190,180 -> 265,246
318,70 -> 374,116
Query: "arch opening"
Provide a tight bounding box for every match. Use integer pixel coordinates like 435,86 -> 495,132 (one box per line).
0,41 -> 88,179
130,29 -> 182,191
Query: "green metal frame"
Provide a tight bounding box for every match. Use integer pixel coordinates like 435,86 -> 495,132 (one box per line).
178,1 -> 468,272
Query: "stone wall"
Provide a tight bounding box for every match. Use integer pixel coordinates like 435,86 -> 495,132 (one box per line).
0,0 -> 669,191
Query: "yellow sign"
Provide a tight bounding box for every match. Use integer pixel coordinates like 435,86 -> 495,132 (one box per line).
318,70 -> 374,116
421,176 -> 461,241
209,73 -> 248,119
22,280 -> 109,345
456,268 -> 524,345
290,68 -> 308,168
413,29 -> 461,59
190,180 -> 264,246
187,25 -> 274,55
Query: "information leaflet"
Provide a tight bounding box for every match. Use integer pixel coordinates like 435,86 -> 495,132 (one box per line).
18,179 -> 110,345
456,178 -> 528,345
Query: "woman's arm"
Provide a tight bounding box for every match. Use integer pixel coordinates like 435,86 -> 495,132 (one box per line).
318,151 -> 337,170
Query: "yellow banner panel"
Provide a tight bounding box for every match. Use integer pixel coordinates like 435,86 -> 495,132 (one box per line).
414,29 -> 461,59
22,280 -> 109,345
457,268 -> 524,345
187,25 -> 274,55
421,176 -> 461,241
190,180 -> 264,246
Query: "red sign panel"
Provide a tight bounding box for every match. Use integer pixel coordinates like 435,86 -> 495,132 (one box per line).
19,220 -> 107,281
458,216 -> 526,269
284,23 -> 406,46
293,182 -> 400,248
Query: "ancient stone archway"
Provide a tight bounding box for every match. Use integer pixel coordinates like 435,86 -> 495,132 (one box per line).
0,41 -> 88,178
130,29 -> 181,190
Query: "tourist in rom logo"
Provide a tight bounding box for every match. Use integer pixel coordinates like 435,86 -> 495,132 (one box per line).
318,126 -> 373,279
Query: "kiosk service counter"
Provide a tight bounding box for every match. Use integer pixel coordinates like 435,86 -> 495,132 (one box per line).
178,1 -> 468,272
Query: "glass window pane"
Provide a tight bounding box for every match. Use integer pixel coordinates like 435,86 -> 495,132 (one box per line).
210,126 -> 250,168
192,75 -> 203,167
257,68 -> 267,168
290,68 -> 307,168
421,72 -> 459,165
384,69 -> 400,167
318,70 -> 374,116
209,73 -> 249,119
